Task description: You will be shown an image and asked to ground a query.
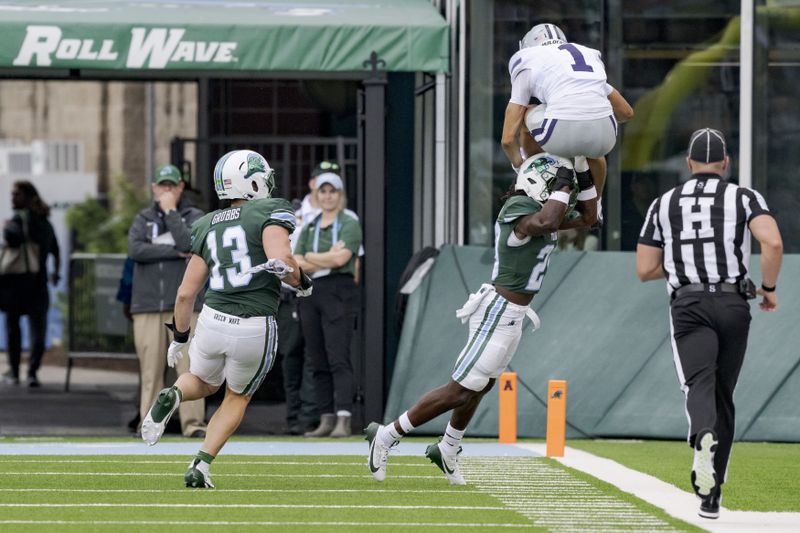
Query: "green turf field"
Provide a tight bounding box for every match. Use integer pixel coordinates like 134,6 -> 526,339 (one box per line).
0,448 -> 699,532
569,439 -> 800,512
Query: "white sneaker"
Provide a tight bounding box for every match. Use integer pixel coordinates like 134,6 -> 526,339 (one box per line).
185,459 -> 214,489
425,441 -> 466,485
691,428 -> 719,497
141,387 -> 181,446
365,422 -> 395,482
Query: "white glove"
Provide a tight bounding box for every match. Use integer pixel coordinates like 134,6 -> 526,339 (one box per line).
246,258 -> 295,279
167,340 -> 187,368
296,286 -> 313,297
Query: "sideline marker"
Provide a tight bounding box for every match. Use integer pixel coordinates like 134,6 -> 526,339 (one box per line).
498,372 -> 517,443
546,379 -> 567,457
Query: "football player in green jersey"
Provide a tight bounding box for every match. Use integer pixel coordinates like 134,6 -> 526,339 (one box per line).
141,149 -> 312,488
366,153 -> 598,484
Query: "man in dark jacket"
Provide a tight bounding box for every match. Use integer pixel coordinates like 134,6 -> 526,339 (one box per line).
128,165 -> 206,437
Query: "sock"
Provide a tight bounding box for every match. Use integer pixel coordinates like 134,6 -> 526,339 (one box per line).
195,450 -> 215,471
172,386 -> 183,402
336,410 -> 351,417
441,423 -> 465,455
379,423 -> 402,447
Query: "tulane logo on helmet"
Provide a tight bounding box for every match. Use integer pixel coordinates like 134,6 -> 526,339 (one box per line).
245,153 -> 266,179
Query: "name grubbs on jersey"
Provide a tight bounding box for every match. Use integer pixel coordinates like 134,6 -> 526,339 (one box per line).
211,208 -> 242,225
12,25 -> 237,69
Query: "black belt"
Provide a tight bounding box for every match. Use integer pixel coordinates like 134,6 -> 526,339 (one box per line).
672,283 -> 740,300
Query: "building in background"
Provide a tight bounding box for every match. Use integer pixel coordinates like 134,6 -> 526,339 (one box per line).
461,0 -> 800,253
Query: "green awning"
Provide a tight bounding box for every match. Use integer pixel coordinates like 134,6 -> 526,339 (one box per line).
0,0 -> 449,74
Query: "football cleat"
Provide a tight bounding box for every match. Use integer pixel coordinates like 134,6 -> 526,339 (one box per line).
691,428 -> 719,498
425,440 -> 466,485
141,386 -> 181,446
185,459 -> 215,489
698,487 -> 722,519
365,422 -> 396,482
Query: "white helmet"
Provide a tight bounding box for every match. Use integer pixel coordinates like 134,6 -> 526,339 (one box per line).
519,23 -> 566,49
516,152 -> 576,205
213,149 -> 275,201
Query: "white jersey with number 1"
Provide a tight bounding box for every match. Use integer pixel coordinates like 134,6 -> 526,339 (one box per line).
508,42 -> 612,120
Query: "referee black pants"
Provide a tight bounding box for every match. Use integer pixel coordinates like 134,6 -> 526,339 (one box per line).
297,274 -> 358,415
670,292 -> 751,484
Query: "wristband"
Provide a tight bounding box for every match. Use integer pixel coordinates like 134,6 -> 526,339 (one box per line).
577,186 -> 597,201
549,191 -> 571,205
761,283 -> 776,293
165,318 -> 190,343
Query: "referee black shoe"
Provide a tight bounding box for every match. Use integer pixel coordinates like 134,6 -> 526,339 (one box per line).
691,428 -> 719,498
699,487 -> 722,519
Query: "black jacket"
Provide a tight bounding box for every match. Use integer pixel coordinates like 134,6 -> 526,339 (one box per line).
127,196 -> 204,314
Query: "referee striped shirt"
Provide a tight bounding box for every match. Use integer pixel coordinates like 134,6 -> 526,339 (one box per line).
638,173 -> 772,294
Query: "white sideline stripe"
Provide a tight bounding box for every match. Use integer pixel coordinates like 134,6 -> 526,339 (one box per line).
0,503 -> 504,510
517,444 -> 800,533
0,472 -> 440,479
0,521 -> 532,528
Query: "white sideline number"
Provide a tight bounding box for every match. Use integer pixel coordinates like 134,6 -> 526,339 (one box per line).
206,225 -> 253,290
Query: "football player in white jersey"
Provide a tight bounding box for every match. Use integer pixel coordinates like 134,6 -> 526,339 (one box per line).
501,22 -> 634,199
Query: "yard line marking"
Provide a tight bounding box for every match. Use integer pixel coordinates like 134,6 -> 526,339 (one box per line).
0,472 -> 440,479
0,488 -> 468,494
0,503 -> 505,510
461,457 -> 681,532
0,520 -> 531,528
4,459 -> 431,467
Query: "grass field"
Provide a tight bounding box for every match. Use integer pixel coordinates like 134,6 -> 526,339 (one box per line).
1,436 -> 797,531
569,439 -> 800,512
0,438 -> 701,533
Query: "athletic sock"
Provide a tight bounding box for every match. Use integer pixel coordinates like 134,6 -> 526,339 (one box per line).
379,423 -> 402,447
194,450 -> 215,472
441,423 -> 465,456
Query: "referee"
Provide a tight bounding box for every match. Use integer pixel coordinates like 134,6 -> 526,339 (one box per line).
635,128 -> 783,520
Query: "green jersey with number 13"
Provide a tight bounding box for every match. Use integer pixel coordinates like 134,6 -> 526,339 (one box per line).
492,195 -> 558,294
190,198 -> 296,317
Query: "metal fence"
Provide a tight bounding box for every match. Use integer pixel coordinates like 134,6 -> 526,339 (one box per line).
66,253 -> 135,390
171,135 -> 360,208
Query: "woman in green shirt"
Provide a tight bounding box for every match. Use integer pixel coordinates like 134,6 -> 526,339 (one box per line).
294,173 -> 363,438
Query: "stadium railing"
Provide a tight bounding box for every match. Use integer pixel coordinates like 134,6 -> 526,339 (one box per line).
66,253 -> 136,391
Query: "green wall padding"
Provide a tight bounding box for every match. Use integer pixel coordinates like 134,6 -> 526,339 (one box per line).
385,245 -> 800,442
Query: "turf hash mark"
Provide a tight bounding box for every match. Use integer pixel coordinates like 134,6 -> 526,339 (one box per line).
461,457 -> 683,532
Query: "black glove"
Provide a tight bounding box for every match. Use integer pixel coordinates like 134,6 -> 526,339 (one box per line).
552,166 -> 575,192
296,269 -> 313,297
165,317 -> 190,343
576,169 -> 594,191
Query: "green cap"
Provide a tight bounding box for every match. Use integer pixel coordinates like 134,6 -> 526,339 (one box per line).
154,164 -> 182,185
